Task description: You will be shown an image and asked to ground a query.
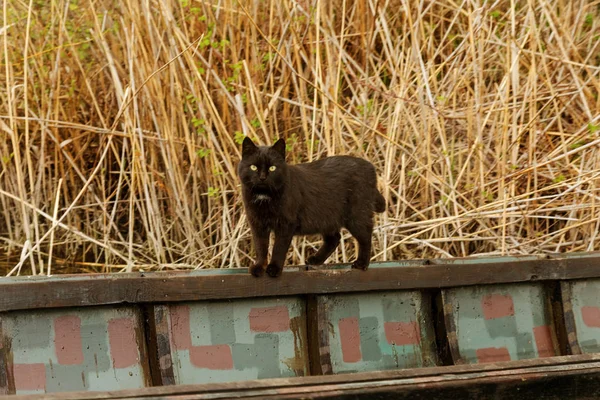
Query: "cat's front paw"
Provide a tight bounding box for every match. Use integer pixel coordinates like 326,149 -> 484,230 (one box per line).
266,263 -> 283,278
249,263 -> 266,277
351,261 -> 369,271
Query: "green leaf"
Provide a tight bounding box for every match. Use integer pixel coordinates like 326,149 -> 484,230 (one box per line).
285,134 -> 298,151
208,187 -> 220,197
196,148 -> 210,158
1,153 -> 13,164
234,131 -> 245,144
192,117 -> 205,127
569,141 -> 586,150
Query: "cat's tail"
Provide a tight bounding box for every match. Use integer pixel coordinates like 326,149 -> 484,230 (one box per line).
374,190 -> 386,213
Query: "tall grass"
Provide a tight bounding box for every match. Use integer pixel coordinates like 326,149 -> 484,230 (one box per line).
1,0 -> 599,275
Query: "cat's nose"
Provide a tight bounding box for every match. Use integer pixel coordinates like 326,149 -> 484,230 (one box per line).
259,174 -> 267,181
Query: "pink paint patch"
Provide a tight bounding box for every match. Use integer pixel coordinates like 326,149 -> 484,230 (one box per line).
108,318 -> 139,368
249,306 -> 290,332
533,325 -> 554,357
476,347 -> 511,363
338,317 -> 362,363
384,321 -> 421,345
189,344 -> 234,370
170,305 -> 192,350
54,315 -> 83,365
481,294 -> 515,320
581,306 -> 600,328
13,363 -> 46,391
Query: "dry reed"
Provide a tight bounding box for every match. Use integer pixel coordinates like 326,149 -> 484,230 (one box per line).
1,0 -> 599,275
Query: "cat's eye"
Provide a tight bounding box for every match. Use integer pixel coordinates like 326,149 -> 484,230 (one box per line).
269,165 -> 276,172
250,165 -> 258,171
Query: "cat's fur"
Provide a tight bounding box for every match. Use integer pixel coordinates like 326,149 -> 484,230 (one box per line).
238,137 -> 386,278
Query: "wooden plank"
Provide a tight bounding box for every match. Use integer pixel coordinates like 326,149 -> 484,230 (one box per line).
550,282 -> 571,356
560,281 -> 581,354
146,305 -> 176,385
7,354 -> 600,399
178,367 -> 600,399
162,366 -> 600,399
306,295 -> 331,376
431,292 -> 454,365
0,317 -> 15,394
2,256 -> 600,312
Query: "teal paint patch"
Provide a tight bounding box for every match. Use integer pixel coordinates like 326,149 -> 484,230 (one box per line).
6,313 -> 52,352
45,364 -> 87,392
81,322 -> 111,374
321,260 -> 429,270
359,317 -> 382,362
208,302 -> 236,344
484,315 -> 518,339
562,251 -> 600,259
515,332 -> 536,360
382,296 -> 410,321
443,283 -> 557,364
433,255 -> 542,265
531,288 -> 548,327
232,334 -> 280,379
330,297 -> 360,321
320,291 -> 437,374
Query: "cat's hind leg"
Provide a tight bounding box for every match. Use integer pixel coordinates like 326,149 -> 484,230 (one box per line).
307,232 -> 341,266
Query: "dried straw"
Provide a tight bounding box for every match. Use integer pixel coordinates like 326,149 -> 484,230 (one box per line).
1,0 -> 599,275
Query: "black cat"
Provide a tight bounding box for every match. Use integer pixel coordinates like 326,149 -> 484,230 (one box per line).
238,137 -> 386,278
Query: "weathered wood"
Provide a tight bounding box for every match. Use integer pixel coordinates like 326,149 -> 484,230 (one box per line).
549,282 -> 570,356
431,292 -> 454,366
2,255 -> 600,312
306,295 -> 332,376
0,318 -> 14,394
145,305 -> 176,386
559,279 -> 600,355
8,354 -> 600,399
560,281 -> 581,354
200,368 -> 600,400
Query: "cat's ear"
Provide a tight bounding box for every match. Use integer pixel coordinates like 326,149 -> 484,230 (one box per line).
272,138 -> 286,159
242,136 -> 258,156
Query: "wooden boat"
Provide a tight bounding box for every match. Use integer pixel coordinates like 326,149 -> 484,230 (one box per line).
3,252 -> 600,399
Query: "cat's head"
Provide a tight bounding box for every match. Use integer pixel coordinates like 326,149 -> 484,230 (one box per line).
237,137 -> 287,201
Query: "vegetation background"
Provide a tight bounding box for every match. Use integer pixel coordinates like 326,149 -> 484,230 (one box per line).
1,0 -> 599,276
